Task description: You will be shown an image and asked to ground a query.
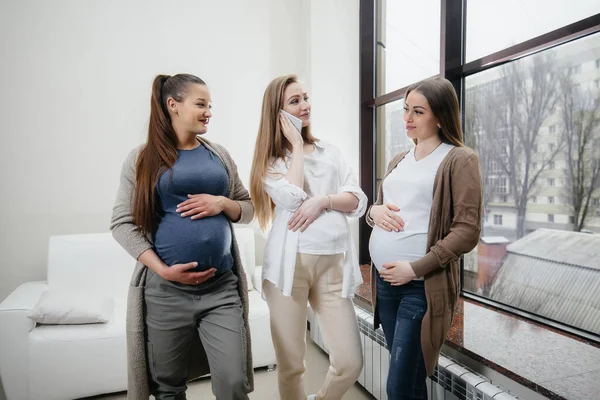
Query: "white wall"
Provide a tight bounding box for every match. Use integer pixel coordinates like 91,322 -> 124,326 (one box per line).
0,0 -> 361,302
0,0 -> 306,302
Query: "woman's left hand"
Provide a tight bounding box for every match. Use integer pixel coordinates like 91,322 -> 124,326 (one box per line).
379,260 -> 417,286
177,194 -> 224,220
288,196 -> 328,232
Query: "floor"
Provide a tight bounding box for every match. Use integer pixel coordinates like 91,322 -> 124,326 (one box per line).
94,337 -> 375,400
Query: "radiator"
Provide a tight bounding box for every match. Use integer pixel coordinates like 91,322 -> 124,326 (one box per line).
307,305 -> 519,400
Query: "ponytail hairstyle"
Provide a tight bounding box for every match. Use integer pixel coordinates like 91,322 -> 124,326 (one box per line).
133,74 -> 206,235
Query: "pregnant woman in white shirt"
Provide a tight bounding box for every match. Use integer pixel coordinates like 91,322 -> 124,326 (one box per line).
369,142 -> 454,271
250,74 -> 367,400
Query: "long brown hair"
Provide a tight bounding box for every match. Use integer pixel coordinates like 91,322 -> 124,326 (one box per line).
406,77 -> 464,146
250,75 -> 318,230
133,74 -> 206,235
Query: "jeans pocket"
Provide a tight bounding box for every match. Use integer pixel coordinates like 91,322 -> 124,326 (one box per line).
326,259 -> 344,293
428,290 -> 451,350
144,268 -> 157,288
398,293 -> 427,321
146,341 -> 157,381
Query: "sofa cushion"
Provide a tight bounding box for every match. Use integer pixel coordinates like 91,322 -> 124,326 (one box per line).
29,297 -> 126,340
27,298 -> 128,400
28,289 -> 113,325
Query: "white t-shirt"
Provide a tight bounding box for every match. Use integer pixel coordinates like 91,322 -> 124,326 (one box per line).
369,143 -> 454,272
297,146 -> 350,254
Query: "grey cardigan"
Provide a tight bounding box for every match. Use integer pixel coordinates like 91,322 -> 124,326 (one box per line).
110,137 -> 255,399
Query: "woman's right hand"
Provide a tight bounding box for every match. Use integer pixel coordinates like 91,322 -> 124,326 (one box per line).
279,112 -> 303,148
370,204 -> 405,232
160,262 -> 216,285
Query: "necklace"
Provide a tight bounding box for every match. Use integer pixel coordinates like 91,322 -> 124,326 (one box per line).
415,141 -> 443,161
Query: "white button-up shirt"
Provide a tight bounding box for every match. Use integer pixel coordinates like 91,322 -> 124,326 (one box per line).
262,141 -> 367,298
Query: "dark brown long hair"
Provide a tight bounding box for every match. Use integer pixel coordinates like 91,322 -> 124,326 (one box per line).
250,75 -> 318,230
133,74 -> 206,235
406,77 -> 464,146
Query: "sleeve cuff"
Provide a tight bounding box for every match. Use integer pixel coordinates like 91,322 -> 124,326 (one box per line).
267,178 -> 308,211
132,243 -> 154,262
340,185 -> 368,218
410,252 -> 441,278
283,179 -> 308,198
236,200 -> 254,224
365,205 -> 375,227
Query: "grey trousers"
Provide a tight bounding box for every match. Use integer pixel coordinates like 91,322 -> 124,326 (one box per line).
144,270 -> 250,400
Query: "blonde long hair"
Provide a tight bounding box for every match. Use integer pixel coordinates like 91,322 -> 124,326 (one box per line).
250,75 -> 318,230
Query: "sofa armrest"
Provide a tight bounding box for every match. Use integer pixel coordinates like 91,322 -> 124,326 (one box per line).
0,281 -> 48,400
0,280 -> 48,312
252,266 -> 263,294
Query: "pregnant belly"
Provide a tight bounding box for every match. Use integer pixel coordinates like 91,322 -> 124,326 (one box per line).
154,213 -> 233,271
369,226 -> 427,271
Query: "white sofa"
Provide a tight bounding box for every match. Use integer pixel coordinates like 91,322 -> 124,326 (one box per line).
0,227 -> 275,400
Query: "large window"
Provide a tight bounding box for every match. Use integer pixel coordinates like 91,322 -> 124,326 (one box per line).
465,0 -> 599,61
360,0 -> 600,340
376,99 -> 411,178
376,0 -> 440,95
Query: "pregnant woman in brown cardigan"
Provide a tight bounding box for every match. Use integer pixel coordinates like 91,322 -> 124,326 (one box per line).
367,77 -> 483,399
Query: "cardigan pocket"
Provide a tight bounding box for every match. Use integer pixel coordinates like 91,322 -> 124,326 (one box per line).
428,290 -> 452,351
430,290 -> 448,317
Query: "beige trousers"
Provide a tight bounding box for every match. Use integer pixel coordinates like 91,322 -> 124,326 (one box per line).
263,253 -> 363,400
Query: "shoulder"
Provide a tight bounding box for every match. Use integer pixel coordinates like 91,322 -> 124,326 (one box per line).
267,156 -> 287,174
199,137 -> 235,164
315,139 -> 338,154
315,140 -> 346,162
122,144 -> 145,169
200,136 -> 226,155
445,145 -> 480,174
448,145 -> 476,159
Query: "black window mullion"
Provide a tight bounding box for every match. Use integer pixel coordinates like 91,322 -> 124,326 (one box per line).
359,0 -> 377,264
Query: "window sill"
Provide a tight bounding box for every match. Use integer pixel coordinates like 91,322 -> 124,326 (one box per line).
356,264 -> 600,399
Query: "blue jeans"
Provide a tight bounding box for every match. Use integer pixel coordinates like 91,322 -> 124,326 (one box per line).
377,273 -> 428,400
